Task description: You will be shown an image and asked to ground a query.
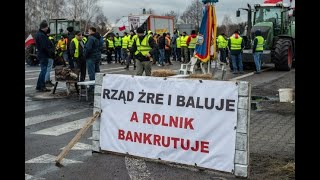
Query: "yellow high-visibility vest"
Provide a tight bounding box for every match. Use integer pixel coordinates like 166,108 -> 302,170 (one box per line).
230,36 -> 243,50
114,37 -> 122,47
134,35 -> 152,56
217,35 -> 227,48
107,39 -> 114,48
71,38 -> 79,58
122,35 -> 129,48
176,37 -> 181,48
188,37 -> 197,49
255,36 -> 264,51
128,34 -> 137,48
180,35 -> 189,47
82,37 -> 87,44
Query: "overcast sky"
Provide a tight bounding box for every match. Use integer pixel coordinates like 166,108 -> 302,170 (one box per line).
100,0 -> 295,26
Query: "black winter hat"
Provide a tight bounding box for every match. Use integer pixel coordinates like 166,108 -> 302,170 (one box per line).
136,27 -> 144,33
67,26 -> 74,32
40,21 -> 48,29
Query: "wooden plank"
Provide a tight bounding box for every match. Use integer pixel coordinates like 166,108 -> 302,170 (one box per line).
235,133 -> 247,151
92,140 -> 100,152
92,130 -> 100,140
237,109 -> 248,133
95,85 -> 102,94
94,95 -> 101,108
238,81 -> 249,97
55,112 -> 100,165
92,117 -> 100,131
235,150 -> 248,165
238,97 -> 249,110
235,164 -> 248,177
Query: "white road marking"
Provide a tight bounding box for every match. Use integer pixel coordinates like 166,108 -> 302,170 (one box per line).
25,174 -> 45,180
60,142 -> 92,150
25,154 -> 82,164
125,156 -> 152,180
229,67 -> 273,81
25,109 -> 84,126
31,118 -> 88,136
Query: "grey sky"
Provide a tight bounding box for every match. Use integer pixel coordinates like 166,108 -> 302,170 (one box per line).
100,0 -> 295,26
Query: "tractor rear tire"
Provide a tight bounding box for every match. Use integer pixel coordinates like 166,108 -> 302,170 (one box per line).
274,39 -> 293,71
25,45 -> 39,66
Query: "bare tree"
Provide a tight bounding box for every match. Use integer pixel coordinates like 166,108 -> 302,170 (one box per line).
180,0 -> 204,30
163,10 -> 179,25
93,12 -> 112,35
222,15 -> 233,36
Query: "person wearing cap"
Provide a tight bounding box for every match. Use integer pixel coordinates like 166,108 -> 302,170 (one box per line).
165,33 -> 172,65
130,27 -> 157,76
105,35 -> 115,64
252,29 -> 264,74
45,27 -> 56,87
84,27 -> 101,91
217,32 -> 228,64
70,31 -> 86,81
228,30 -> 245,74
35,20 -> 52,92
187,30 -> 197,59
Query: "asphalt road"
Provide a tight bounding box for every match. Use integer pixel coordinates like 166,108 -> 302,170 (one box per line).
25,60 -> 291,180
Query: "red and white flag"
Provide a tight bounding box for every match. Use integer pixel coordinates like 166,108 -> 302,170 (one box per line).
118,25 -> 126,31
25,34 -> 35,47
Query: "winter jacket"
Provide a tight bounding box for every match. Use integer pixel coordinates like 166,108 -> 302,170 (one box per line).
84,32 -> 100,59
186,34 -> 197,46
158,36 -> 165,49
228,33 -> 245,56
35,29 -> 54,59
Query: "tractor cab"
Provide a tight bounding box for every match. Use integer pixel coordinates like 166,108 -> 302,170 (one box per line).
48,19 -> 80,42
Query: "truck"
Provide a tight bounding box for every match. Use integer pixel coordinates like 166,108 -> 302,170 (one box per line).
236,2 -> 295,71
112,15 -> 174,36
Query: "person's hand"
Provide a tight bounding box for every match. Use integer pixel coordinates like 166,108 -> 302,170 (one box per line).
145,52 -> 151,58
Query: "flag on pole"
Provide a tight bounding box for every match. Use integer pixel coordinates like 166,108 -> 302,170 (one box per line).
119,25 -> 126,31
25,34 -> 35,47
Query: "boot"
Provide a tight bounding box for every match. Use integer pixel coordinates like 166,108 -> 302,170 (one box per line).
124,64 -> 129,70
134,66 -> 136,70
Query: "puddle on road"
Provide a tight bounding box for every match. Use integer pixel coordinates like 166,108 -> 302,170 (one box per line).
251,96 -> 279,111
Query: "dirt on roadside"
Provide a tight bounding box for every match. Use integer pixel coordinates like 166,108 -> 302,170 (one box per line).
249,69 -> 295,180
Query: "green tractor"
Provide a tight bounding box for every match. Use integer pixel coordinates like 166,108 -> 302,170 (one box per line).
236,2 -> 295,71
25,19 -> 80,66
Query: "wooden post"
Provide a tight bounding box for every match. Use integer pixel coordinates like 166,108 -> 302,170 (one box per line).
55,111 -> 101,166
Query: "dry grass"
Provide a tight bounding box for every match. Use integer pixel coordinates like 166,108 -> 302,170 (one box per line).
187,73 -> 214,80
151,69 -> 177,77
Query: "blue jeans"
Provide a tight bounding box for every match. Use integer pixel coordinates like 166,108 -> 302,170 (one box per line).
63,51 -> 69,64
86,58 -> 96,81
114,47 -> 122,61
45,58 -> 53,82
36,58 -> 48,90
159,49 -> 165,65
253,52 -> 263,72
121,48 -> 128,60
231,54 -> 243,72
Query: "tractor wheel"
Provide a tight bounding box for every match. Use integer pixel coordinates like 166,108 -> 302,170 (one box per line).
274,39 -> 293,71
25,45 -> 39,66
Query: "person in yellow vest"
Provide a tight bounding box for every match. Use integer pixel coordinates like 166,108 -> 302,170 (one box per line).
176,34 -> 182,62
105,35 -> 114,64
56,34 -> 68,67
228,30 -> 245,74
70,31 -> 86,81
186,30 -> 197,60
252,29 -> 264,74
180,31 -> 189,63
217,32 -> 228,64
130,27 -> 156,76
125,30 -> 137,70
114,33 -> 122,63
165,33 -> 172,65
121,32 -> 129,65
82,33 -> 87,44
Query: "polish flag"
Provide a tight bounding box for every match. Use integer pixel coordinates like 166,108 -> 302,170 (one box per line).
25,34 -> 35,47
264,0 -> 282,3
118,25 -> 126,31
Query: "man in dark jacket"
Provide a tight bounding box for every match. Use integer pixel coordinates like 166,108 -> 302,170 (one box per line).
67,26 -> 75,69
84,27 -> 100,90
35,20 -> 52,92
70,31 -> 86,81
130,27 -> 157,76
